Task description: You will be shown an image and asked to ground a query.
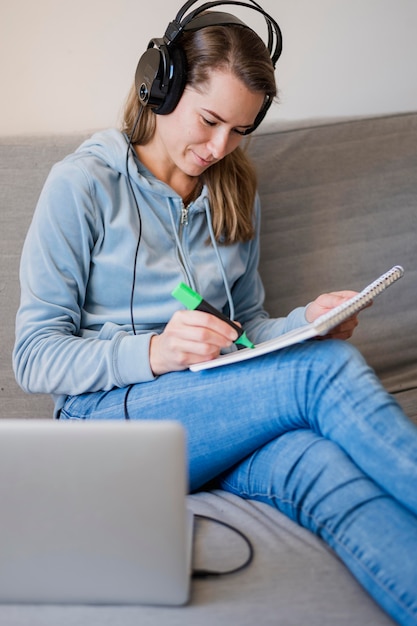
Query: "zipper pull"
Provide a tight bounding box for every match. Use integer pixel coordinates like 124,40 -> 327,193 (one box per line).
181,205 -> 189,226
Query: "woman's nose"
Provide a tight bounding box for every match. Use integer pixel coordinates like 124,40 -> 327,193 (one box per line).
207,129 -> 230,160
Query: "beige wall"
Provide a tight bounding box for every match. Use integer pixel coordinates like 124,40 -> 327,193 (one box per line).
2,0 -> 417,135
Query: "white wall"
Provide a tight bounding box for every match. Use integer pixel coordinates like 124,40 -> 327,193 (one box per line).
1,0 -> 417,135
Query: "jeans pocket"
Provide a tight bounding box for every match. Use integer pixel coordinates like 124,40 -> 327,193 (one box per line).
60,395 -> 88,420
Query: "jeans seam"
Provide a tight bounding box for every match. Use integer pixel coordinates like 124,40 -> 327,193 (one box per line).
221,479 -> 416,621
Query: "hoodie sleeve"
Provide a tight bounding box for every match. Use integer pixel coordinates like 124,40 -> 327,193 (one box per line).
230,195 -> 309,344
13,159 -> 156,397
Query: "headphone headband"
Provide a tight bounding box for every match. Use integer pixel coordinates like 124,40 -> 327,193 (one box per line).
134,0 -> 282,129
168,0 -> 282,66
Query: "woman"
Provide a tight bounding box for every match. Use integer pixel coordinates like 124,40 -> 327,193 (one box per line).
13,9 -> 417,626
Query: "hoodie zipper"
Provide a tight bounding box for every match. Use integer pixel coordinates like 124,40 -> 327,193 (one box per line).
176,201 -> 194,287
178,202 -> 189,242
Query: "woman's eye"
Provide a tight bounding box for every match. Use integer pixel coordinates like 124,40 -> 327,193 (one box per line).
201,116 -> 246,136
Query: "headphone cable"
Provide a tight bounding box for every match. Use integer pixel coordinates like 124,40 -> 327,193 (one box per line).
125,105 -> 145,336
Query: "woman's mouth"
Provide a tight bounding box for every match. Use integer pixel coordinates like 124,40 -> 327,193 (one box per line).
192,151 -> 213,167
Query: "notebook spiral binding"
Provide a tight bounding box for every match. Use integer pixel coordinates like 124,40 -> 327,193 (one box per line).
315,265 -> 405,333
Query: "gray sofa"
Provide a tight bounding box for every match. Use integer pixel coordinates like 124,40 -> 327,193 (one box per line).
1,112 -> 416,625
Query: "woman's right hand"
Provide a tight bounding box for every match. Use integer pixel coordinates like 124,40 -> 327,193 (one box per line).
149,310 -> 238,376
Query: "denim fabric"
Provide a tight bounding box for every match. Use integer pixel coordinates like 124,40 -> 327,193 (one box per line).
61,339 -> 417,626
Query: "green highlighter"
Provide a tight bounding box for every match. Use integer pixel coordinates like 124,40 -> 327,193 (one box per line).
171,282 -> 255,349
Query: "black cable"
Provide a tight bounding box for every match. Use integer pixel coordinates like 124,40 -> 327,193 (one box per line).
124,25 -> 256,562
123,110 -> 145,422
192,513 -> 254,577
123,384 -> 134,420
125,105 -> 145,336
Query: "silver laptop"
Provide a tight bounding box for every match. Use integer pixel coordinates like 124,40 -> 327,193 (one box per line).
0,418 -> 193,605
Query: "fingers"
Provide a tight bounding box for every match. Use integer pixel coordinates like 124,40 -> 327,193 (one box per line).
319,315 -> 359,340
306,290 -> 360,323
149,310 -> 237,375
307,288 -> 366,341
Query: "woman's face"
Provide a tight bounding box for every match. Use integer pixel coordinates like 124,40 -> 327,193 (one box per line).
154,69 -> 265,179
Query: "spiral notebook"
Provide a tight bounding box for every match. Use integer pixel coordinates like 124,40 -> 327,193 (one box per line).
190,265 -> 404,372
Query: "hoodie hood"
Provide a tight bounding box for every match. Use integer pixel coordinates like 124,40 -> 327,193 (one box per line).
75,129 -> 129,173
73,128 -> 210,204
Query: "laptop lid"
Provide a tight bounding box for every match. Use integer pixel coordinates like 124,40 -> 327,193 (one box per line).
0,419 -> 192,605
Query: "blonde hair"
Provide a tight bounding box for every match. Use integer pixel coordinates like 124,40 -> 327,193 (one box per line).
121,22 -> 277,244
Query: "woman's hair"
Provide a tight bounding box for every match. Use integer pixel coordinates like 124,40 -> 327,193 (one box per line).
121,22 -> 277,244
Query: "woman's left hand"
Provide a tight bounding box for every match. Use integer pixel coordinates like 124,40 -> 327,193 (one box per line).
305,290 -> 365,340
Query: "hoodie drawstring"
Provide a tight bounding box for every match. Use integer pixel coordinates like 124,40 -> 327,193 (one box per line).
203,199 -> 235,322
168,196 -> 235,321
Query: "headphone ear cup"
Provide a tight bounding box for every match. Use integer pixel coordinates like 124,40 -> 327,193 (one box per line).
134,42 -> 187,115
153,44 -> 187,115
135,46 -> 166,107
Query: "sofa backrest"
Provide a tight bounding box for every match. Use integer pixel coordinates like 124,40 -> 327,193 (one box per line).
1,136 -> 84,418
1,112 -> 416,419
250,112 -> 417,394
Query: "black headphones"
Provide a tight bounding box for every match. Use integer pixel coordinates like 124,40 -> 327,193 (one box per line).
134,0 -> 282,131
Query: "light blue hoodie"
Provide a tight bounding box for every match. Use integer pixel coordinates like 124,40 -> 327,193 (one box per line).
13,129 -> 307,415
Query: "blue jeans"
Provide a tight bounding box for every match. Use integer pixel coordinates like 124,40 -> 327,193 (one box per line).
61,339 -> 417,626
